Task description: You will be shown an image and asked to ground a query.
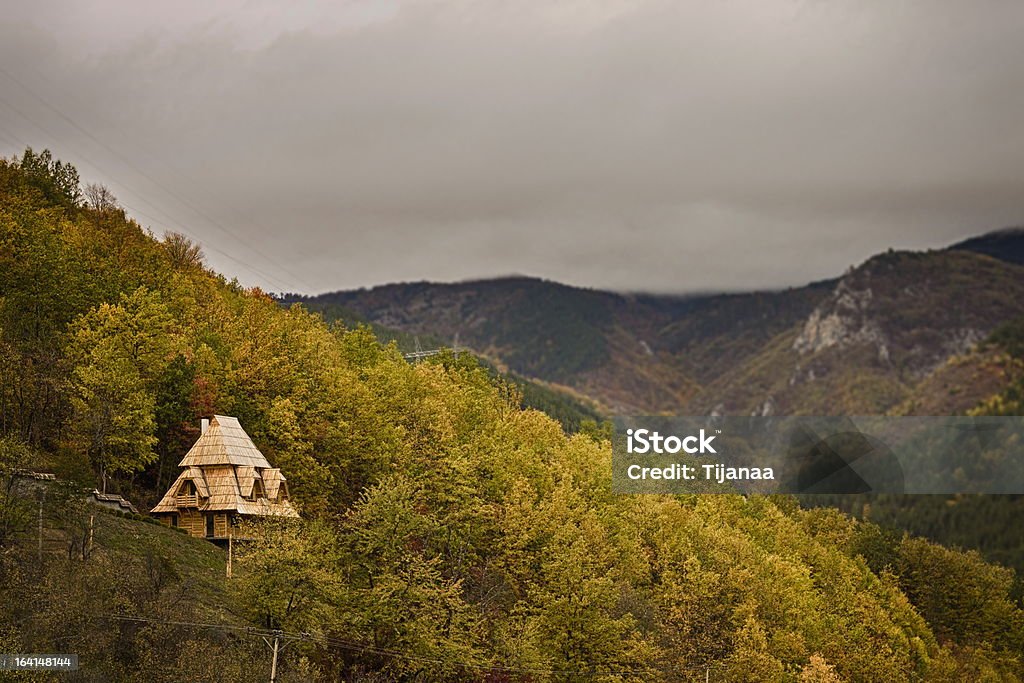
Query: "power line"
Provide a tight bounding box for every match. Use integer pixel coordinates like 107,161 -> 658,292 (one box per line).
99,614 -> 271,636
0,65 -> 316,292
15,62 -> 321,294
313,632 -> 656,678
0,129 -> 25,151
0,104 -> 297,292
0,98 -> 300,292
118,200 -> 306,292
0,69 -> 313,292
97,613 -> 707,678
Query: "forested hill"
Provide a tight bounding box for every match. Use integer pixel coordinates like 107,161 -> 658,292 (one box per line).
292,233 -> 1024,591
2,149 -> 1023,681
267,293 -> 605,435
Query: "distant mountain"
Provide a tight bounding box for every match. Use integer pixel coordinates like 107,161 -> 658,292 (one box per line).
284,277 -> 698,413
289,231 -> 1024,417
690,248 -> 1024,416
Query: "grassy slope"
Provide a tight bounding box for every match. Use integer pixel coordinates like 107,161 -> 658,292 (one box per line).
91,512 -> 234,619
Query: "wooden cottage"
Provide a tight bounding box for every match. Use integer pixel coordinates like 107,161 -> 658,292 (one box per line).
151,415 -> 298,539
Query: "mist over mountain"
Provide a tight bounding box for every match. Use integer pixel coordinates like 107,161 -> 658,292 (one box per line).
952,227 -> 1024,267
286,228 -> 1024,417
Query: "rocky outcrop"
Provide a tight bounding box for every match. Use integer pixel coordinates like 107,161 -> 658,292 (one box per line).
793,279 -> 889,361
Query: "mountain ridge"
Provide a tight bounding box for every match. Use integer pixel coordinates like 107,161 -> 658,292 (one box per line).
287,228 -> 1024,416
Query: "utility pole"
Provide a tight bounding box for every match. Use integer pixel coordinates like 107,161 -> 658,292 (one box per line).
263,630 -> 282,683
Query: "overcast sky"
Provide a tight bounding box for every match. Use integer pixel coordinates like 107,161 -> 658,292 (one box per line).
2,0 -> 1023,294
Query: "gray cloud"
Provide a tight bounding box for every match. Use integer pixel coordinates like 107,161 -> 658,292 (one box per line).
2,0 -> 1023,293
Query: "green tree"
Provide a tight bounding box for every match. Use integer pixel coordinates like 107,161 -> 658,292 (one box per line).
150,354 -> 198,493
18,147 -> 81,207
897,537 -> 1023,649
67,287 -> 177,489
233,517 -> 342,634
0,437 -> 34,547
334,478 -> 483,680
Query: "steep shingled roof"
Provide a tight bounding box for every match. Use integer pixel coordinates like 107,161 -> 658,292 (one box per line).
151,415 -> 298,519
178,415 -> 272,468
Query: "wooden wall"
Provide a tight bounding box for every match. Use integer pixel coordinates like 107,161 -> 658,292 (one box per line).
178,509 -> 205,538
214,513 -> 228,538
157,510 -> 232,539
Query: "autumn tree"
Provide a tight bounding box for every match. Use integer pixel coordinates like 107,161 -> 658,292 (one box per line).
233,517 -> 343,634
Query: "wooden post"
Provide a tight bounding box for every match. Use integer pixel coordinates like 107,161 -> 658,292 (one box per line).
227,533 -> 233,578
37,491 -> 44,562
87,514 -> 94,560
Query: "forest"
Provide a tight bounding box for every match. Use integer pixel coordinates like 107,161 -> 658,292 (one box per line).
1,149 -> 1022,681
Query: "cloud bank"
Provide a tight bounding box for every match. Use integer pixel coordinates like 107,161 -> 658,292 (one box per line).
2,0 -> 1023,293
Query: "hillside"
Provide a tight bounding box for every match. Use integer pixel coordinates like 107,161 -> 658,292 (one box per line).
284,278 -> 698,413
687,249 -> 1024,416
6,149 -> 1024,679
4,150 -> 1024,680
0,475 -> 262,681
276,291 -> 604,434
285,277 -> 830,414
